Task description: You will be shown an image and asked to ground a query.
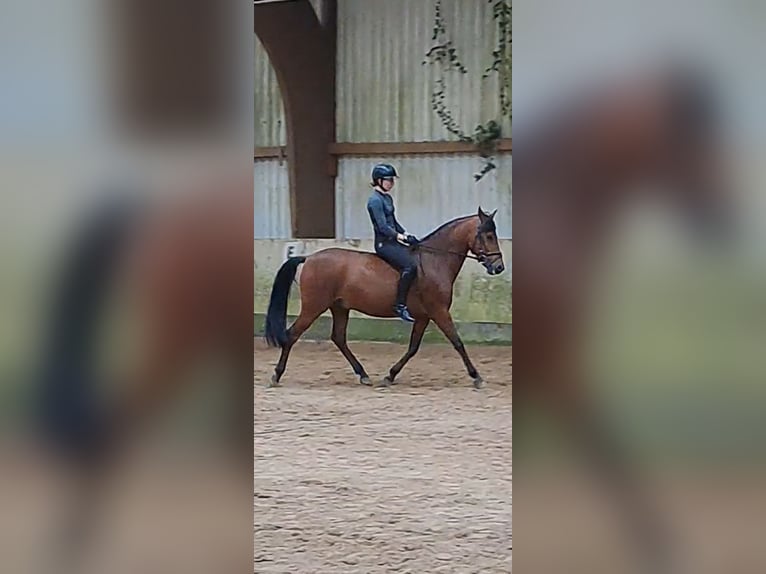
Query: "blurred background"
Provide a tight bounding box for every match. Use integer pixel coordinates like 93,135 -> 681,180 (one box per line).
1,0 -> 253,572
513,1 -> 766,572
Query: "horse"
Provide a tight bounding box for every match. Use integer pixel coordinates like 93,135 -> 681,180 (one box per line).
263,207 -> 506,389
514,64 -> 734,571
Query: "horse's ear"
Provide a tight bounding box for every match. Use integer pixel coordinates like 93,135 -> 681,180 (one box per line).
478,206 -> 487,221
489,209 -> 497,219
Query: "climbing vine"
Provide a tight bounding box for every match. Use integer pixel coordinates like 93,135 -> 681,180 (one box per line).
423,0 -> 511,181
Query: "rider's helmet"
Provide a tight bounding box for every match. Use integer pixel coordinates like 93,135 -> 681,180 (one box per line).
371,163 -> 398,185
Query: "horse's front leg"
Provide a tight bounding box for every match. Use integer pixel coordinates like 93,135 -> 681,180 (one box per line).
430,308 -> 484,388
382,318 -> 430,386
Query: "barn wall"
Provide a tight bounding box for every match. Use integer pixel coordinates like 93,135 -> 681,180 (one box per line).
254,0 -> 512,241
336,0 -> 510,142
254,33 -> 291,238
253,34 -> 286,147
254,159 -> 291,238
334,0 -> 511,243
335,153 -> 511,239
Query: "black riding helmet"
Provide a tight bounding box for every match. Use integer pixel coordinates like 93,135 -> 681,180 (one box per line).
371,163 -> 398,185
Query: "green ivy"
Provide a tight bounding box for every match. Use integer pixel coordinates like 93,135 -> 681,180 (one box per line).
423,0 -> 512,181
485,0 -> 512,120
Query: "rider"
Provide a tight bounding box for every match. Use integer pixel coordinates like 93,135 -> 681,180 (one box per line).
367,163 -> 420,323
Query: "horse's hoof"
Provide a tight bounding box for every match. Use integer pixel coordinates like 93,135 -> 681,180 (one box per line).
267,374 -> 281,388
359,376 -> 373,386
377,376 -> 393,388
473,376 -> 485,389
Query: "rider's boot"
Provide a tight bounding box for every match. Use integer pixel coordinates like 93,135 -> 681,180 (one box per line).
394,268 -> 416,323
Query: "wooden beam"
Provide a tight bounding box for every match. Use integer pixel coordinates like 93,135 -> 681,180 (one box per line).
328,139 -> 512,156
254,139 -> 512,160
253,146 -> 286,159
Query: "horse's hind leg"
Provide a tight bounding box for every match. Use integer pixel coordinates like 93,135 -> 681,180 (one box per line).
271,306 -> 325,386
330,305 -> 371,385
431,308 -> 484,389
383,318 -> 429,386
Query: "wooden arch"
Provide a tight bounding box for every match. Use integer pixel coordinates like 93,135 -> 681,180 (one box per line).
254,0 -> 337,238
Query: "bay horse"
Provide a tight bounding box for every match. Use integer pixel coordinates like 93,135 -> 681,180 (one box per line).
514,64 -> 734,570
263,207 -> 506,389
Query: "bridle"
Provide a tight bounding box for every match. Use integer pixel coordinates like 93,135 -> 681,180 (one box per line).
414,229 -> 502,264
471,228 -> 503,264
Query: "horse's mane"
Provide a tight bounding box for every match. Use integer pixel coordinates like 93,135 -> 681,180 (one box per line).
419,213 -> 496,244
419,215 -> 475,243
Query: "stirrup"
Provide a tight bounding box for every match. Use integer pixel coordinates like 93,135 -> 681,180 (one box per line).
395,304 -> 415,323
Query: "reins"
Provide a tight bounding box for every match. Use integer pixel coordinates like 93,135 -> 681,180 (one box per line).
408,217 -> 502,284
411,242 -> 501,284
413,243 -> 482,261
412,243 -> 502,262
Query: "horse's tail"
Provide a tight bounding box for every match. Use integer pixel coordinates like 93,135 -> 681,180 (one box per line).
264,256 -> 306,348
37,197 -> 139,460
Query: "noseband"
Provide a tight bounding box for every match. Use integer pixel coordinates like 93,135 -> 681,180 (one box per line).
471,230 -> 502,264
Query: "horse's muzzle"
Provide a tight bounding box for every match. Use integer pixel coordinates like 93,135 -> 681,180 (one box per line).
484,260 -> 505,275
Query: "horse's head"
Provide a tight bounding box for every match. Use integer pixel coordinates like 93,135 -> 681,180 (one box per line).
654,64 -> 736,245
579,64 -> 736,246
664,139 -> 735,247
472,207 -> 505,275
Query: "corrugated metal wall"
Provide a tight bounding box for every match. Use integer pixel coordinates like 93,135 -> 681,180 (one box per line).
254,34 -> 286,146
254,33 -> 291,238
334,0 -> 511,240
254,159 -> 291,238
337,0 -> 510,142
336,154 -> 511,240
255,0 -> 512,240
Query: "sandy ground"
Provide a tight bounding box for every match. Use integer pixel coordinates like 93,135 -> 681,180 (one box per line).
254,340 -> 513,573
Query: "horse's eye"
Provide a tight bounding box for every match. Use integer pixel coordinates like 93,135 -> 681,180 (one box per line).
487,233 -> 495,241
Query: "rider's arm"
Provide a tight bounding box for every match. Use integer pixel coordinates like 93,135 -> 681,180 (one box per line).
392,210 -> 406,235
367,195 -> 400,240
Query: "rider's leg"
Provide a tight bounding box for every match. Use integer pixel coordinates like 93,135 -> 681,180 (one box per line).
375,242 -> 417,322
394,266 -> 417,322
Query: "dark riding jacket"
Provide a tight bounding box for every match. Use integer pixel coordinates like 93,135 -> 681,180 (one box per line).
367,189 -> 405,245
367,188 -> 417,275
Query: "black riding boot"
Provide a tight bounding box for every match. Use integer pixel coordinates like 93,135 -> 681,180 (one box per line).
395,268 -> 416,322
